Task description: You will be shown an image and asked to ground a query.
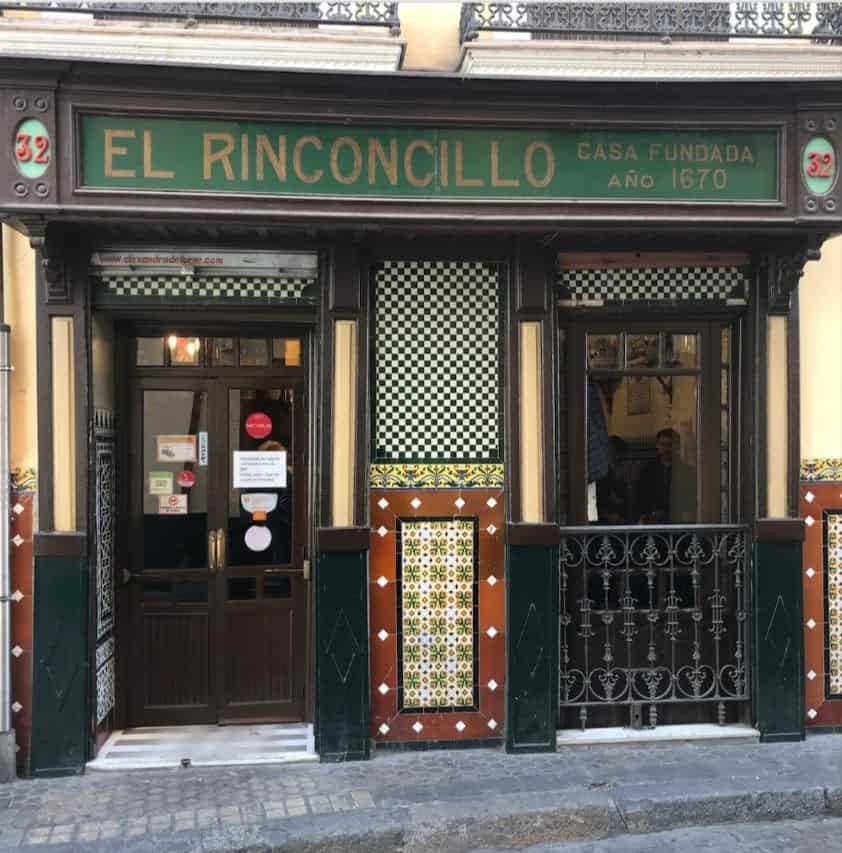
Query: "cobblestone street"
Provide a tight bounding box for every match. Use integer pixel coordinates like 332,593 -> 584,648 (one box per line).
0,736 -> 841,851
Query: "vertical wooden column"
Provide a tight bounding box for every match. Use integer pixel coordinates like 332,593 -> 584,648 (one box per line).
25,224 -> 91,775
315,246 -> 371,762
752,245 -> 817,743
505,242 -> 559,753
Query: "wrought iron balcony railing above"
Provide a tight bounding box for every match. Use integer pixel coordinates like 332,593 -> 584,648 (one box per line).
0,2 -> 401,33
558,525 -> 749,730
460,2 -> 842,45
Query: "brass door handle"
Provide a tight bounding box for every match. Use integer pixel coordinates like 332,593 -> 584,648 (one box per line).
217,527 -> 226,571
208,529 -> 218,573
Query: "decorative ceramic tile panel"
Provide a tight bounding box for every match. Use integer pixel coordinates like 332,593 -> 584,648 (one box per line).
399,519 -> 477,710
94,274 -> 317,305
802,458 -> 842,482
827,512 -> 842,695
370,463 -> 505,490
370,490 -> 505,743
373,260 -> 501,462
558,266 -> 748,304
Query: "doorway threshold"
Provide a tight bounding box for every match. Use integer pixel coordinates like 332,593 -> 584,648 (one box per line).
87,723 -> 318,771
556,722 -> 759,748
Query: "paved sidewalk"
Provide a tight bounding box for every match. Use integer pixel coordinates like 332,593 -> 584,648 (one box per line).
1,735 -> 842,851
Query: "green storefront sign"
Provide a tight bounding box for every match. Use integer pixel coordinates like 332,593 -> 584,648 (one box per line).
80,115 -> 779,202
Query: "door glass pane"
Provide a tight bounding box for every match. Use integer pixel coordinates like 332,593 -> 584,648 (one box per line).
626,334 -> 659,368
168,335 -> 202,366
239,338 -> 269,367
136,337 -> 164,366
665,333 -> 698,368
228,387 -> 293,567
272,338 -> 302,367
211,337 -> 235,366
142,390 -> 209,569
587,334 -> 620,369
589,375 -> 698,524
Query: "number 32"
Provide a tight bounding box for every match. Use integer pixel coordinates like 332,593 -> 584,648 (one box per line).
807,150 -> 834,178
15,133 -> 50,164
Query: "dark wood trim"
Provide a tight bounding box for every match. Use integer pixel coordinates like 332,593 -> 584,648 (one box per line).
505,523 -> 560,546
755,518 -> 805,542
557,251 -> 752,270
317,527 -> 371,552
754,258 -> 769,519
34,531 -> 88,558
787,290 -> 801,519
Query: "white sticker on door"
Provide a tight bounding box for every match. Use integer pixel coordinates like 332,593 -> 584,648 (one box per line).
233,451 -> 287,489
198,431 -> 208,467
244,525 -> 272,552
158,494 -> 188,515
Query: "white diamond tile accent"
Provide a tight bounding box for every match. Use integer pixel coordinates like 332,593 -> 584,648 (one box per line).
378,629 -> 389,642
487,524 -> 497,535
377,526 -> 389,538
410,497 -> 422,509
377,576 -> 389,588
378,682 -> 389,695
378,723 -> 390,735
487,575 -> 498,586
454,497 -> 466,510
10,646 -> 22,658
377,497 -> 390,510
487,719 -> 498,730
806,567 -> 816,579
487,626 -> 498,638
486,497 -> 497,508
805,516 -> 815,527
488,679 -> 498,691
12,503 -> 23,516
455,720 -> 466,732
10,591 -> 22,603
807,618 -> 817,630
808,708 -> 818,720
805,491 -> 815,504
807,670 -> 817,681
11,535 -> 22,547
412,721 -> 424,734
11,702 -> 21,714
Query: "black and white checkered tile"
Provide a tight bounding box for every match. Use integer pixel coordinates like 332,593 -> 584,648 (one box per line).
558,266 -> 748,304
374,260 -> 501,462
95,274 -> 317,303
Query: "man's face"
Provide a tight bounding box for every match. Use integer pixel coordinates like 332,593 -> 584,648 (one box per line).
656,435 -> 674,464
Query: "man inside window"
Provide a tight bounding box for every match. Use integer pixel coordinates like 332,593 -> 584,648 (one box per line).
633,427 -> 696,523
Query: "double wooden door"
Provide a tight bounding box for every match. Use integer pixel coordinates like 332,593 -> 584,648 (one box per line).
127,372 -> 308,725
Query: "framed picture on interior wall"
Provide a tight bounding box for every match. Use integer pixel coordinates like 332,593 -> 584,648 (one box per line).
627,377 -> 651,416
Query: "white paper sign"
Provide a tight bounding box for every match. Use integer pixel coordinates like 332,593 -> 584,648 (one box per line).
157,434 -> 196,463
233,451 -> 287,489
198,431 -> 208,467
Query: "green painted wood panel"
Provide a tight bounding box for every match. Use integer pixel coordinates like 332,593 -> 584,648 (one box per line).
30,557 -> 90,777
753,540 -> 804,742
316,550 -> 370,762
506,544 -> 558,753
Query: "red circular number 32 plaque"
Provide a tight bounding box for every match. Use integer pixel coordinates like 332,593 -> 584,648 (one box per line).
245,412 -> 273,440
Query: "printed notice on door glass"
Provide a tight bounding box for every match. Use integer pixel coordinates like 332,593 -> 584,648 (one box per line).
156,434 -> 197,463
158,494 -> 188,515
233,451 -> 287,489
148,471 -> 173,495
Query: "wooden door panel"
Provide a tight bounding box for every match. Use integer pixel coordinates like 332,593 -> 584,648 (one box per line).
142,611 -> 212,711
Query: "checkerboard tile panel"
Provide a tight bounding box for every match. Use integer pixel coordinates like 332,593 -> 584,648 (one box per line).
94,274 -> 317,303
374,260 -> 501,462
558,266 -> 748,304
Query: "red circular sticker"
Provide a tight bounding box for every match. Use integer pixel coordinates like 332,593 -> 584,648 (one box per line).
177,470 -> 196,489
245,412 -> 273,440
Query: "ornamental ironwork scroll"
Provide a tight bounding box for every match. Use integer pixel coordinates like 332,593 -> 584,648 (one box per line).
461,3 -> 842,44
558,525 -> 749,729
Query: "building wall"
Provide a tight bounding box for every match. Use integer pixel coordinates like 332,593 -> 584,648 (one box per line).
2,223 -> 37,773
399,2 -> 461,71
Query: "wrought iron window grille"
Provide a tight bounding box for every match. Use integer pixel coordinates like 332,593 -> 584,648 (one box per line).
558,524 -> 750,730
0,2 -> 401,34
460,3 -> 842,45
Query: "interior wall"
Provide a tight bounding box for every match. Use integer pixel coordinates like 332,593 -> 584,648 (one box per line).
800,235 -> 842,463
